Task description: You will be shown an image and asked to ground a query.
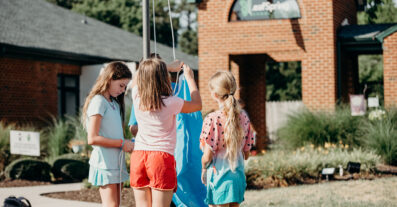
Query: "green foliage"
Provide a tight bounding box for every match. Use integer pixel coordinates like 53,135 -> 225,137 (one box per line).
179,29 -> 198,55
63,0 -> 179,47
357,0 -> 396,107
358,0 -> 397,24
277,106 -> 364,148
66,115 -> 91,154
53,153 -> 89,162
245,146 -> 381,189
44,118 -> 74,160
0,123 -> 12,173
176,0 -> 198,55
124,102 -> 133,139
52,154 -> 89,181
360,116 -> 397,165
46,0 -> 81,9
47,0 -> 201,54
358,55 -> 384,104
266,61 -> 302,101
5,158 -> 51,181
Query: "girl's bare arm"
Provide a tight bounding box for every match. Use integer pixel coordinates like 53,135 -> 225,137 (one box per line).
181,64 -> 202,113
202,144 -> 213,169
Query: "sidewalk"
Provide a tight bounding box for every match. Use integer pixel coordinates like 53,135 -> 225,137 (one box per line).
0,183 -> 101,207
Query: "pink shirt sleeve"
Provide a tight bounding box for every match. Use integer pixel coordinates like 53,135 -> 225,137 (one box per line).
168,96 -> 184,115
242,112 -> 255,152
199,113 -> 220,152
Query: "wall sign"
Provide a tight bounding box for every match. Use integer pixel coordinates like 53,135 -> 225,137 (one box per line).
10,130 -> 40,156
230,0 -> 301,21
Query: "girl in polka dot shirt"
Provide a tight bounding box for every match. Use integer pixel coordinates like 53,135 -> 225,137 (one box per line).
200,71 -> 254,207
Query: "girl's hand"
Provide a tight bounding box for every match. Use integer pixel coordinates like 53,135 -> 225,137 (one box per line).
201,169 -> 207,186
122,140 -> 134,152
167,60 -> 183,72
183,64 -> 194,79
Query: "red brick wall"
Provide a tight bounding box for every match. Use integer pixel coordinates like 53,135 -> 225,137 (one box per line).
0,57 -> 80,126
198,0 -> 357,149
383,32 -> 397,107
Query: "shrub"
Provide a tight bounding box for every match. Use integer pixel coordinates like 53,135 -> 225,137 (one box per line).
245,145 -> 381,189
360,117 -> 397,165
51,153 -> 89,182
44,117 -> 74,159
0,123 -> 11,172
66,115 -> 91,155
5,158 -> 51,181
277,106 -> 364,149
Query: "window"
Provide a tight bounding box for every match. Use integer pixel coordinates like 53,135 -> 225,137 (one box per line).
230,0 -> 301,21
58,74 -> 79,117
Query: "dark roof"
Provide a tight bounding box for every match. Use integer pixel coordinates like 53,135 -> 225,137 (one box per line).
0,0 -> 198,68
338,24 -> 397,43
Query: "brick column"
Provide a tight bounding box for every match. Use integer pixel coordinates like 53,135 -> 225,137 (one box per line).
383,32 -> 397,107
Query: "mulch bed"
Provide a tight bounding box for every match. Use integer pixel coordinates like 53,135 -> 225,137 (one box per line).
43,188 -> 136,207
0,179 -> 51,187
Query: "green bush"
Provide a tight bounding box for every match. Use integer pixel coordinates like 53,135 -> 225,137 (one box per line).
0,123 -> 11,172
44,117 -> 74,159
360,117 -> 397,165
53,153 -> 89,162
277,106 -> 364,148
66,115 -> 91,155
245,146 -> 381,188
51,153 -> 89,181
5,158 -> 51,181
124,102 -> 133,139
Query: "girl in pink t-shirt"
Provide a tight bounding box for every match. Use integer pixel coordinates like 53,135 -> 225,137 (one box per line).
129,58 -> 202,207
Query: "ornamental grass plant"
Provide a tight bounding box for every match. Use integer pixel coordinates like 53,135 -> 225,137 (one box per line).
245,144 -> 381,189
277,106 -> 364,149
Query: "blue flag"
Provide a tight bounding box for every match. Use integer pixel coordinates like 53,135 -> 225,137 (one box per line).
172,74 -> 206,207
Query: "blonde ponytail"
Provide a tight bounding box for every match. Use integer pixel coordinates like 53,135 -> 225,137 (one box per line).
209,71 -> 243,171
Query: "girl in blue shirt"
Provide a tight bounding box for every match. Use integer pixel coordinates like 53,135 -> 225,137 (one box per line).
82,61 -> 135,207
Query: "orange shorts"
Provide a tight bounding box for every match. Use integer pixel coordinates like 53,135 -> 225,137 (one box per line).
130,150 -> 177,192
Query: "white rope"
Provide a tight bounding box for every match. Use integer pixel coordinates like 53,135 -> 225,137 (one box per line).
152,0 -> 157,55
165,0 -> 180,94
167,0 -> 176,60
118,150 -> 124,207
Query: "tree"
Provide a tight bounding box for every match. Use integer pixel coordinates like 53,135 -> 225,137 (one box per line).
47,0 -> 179,47
357,0 -> 396,104
266,61 -> 302,101
46,0 -> 81,9
176,0 -> 198,55
358,0 -> 397,24
178,29 -> 198,55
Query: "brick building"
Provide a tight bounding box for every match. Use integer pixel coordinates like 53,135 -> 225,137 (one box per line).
196,0 -> 397,149
0,0 -> 198,126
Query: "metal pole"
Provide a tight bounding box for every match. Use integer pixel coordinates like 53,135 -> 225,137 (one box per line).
143,0 -> 150,59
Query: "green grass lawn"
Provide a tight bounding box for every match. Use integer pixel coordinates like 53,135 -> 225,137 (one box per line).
242,176 -> 397,207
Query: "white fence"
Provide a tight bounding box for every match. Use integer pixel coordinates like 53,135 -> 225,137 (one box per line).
266,101 -> 305,140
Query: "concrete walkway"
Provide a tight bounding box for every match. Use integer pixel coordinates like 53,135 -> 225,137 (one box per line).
0,183 -> 101,207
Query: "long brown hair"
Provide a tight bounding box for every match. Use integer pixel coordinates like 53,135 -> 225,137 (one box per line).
82,61 -> 132,127
209,71 -> 243,171
137,58 -> 172,111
